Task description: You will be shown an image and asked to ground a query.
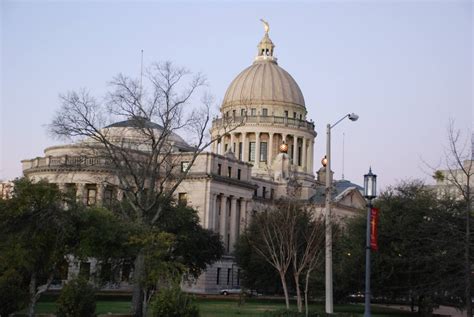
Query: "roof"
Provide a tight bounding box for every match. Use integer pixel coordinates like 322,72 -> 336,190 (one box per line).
221,60 -> 305,109
102,117 -> 190,149
310,179 -> 363,204
105,117 -> 164,130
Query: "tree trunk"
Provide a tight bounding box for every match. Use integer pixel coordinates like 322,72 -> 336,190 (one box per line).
142,289 -> 148,317
294,272 -> 302,312
304,269 -> 312,317
132,252 -> 145,317
279,271 -> 290,310
28,273 -> 37,317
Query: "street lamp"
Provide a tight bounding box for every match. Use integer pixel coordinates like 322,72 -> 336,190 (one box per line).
364,168 -> 377,317
323,113 -> 358,314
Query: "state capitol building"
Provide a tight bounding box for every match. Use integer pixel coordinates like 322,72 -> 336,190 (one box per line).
19,25 -> 365,293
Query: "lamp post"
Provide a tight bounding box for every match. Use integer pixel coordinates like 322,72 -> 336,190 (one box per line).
322,113 -> 359,314
363,168 -> 377,317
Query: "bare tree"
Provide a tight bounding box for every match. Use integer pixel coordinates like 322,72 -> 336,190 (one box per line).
246,201 -> 326,312
433,121 -> 472,317
247,201 -> 297,309
49,61 -> 241,317
289,209 -> 325,313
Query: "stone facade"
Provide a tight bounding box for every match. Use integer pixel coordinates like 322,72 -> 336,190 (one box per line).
19,26 -> 365,293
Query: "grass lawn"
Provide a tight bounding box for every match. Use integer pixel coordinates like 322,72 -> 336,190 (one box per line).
19,297 -> 415,317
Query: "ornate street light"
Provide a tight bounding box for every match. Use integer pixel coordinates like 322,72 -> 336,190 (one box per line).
321,155 -> 328,167
279,142 -> 289,153
323,113 -> 358,314
364,168 -> 377,199
364,167 -> 377,317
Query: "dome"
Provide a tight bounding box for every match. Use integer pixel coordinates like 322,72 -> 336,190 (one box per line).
95,117 -> 191,151
222,60 -> 305,109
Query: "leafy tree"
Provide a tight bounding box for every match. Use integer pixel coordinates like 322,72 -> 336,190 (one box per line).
0,178 -> 80,317
0,178 -> 133,316
0,267 -> 28,317
150,285 -> 200,317
334,181 -> 466,316
127,202 -> 224,315
56,278 -> 97,317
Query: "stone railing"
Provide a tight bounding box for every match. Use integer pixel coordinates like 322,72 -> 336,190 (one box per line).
22,155 -> 114,170
211,115 -> 315,131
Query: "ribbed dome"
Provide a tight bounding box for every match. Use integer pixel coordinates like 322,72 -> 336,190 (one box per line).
222,60 -> 305,109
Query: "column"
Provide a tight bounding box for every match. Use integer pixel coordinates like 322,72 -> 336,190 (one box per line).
309,140 -> 314,174
76,183 -> 86,205
242,132 -> 247,162
302,138 -> 307,172
97,183 -> 105,206
268,133 -> 274,165
210,193 -> 218,230
293,136 -> 298,166
229,197 -> 238,253
255,132 -> 261,168
219,195 -> 228,250
230,133 -> 235,153
57,183 -> 66,192
116,189 -> 124,201
239,198 -> 248,234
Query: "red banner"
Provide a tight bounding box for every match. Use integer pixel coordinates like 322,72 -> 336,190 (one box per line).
370,207 -> 379,251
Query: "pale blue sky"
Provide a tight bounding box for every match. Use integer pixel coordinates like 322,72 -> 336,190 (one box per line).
1,0 -> 472,189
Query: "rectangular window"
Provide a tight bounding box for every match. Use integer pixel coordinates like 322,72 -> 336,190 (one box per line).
284,110 -> 288,118
260,142 -> 268,162
87,188 -> 96,206
237,269 -> 241,286
299,114 -> 302,120
293,112 -> 297,118
233,142 -> 236,153
79,262 -> 91,280
181,161 -> 189,172
216,268 -> 221,285
217,164 -> 222,175
178,192 -> 187,205
254,187 -> 258,197
66,183 -> 76,197
237,169 -> 241,180
241,109 -> 245,116
121,262 -> 131,282
251,108 -> 256,116
227,268 -> 231,285
262,186 -> 266,199
238,142 -> 243,160
232,110 -> 236,117
262,108 -> 268,116
228,166 -> 232,178
226,111 -> 230,117
224,143 -> 228,152
249,142 -> 256,161
298,146 -> 302,166
104,188 -> 113,207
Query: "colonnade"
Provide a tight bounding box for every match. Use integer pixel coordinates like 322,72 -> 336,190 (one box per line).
212,131 -> 314,173
208,193 -> 251,253
57,183 -> 116,206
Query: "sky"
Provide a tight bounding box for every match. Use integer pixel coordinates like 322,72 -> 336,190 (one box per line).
1,0 -> 473,190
